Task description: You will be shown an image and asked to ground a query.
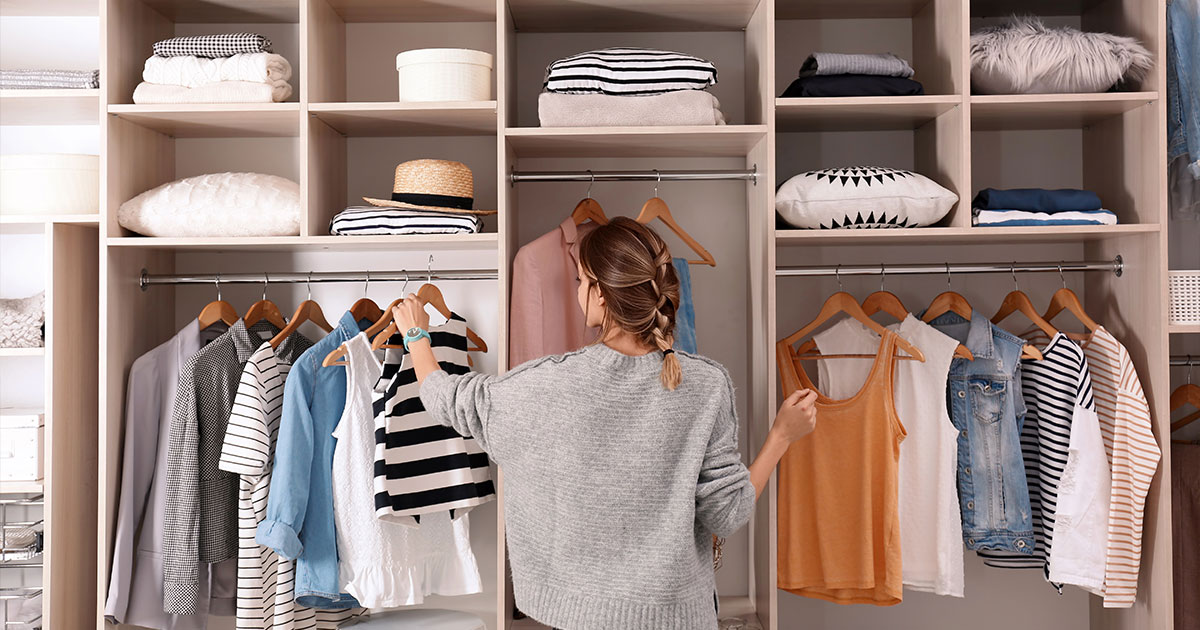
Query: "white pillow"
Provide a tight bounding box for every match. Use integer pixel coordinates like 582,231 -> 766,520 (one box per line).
775,166 -> 957,229
0,292 -> 44,348
118,172 -> 300,237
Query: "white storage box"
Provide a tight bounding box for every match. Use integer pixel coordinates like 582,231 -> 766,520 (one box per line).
395,48 -> 493,102
1169,270 -> 1200,326
0,153 -> 99,216
0,410 -> 43,483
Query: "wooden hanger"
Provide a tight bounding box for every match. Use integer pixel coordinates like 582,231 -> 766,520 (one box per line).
989,267 -> 1051,361
572,173 -> 609,226
372,284 -> 488,356
197,273 -> 239,330
242,273 -> 287,330
635,174 -> 716,267
861,267 -> 908,323
919,272 -> 976,360
1171,359 -> 1200,433
323,286 -> 408,368
1041,264 -> 1099,337
780,291 -> 926,363
271,273 -> 334,349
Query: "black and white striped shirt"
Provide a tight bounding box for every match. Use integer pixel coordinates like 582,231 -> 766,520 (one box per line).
329,207 -> 482,236
977,333 -> 1096,584
371,314 -> 495,525
543,47 -> 718,96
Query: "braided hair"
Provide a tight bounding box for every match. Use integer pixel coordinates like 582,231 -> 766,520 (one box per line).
578,216 -> 683,390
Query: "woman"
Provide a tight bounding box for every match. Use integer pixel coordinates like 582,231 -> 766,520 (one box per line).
391,217 -> 817,630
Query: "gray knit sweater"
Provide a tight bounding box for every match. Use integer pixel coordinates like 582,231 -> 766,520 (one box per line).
420,343 -> 756,630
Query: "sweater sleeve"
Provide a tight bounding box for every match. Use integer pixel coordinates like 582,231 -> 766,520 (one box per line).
420,369 -> 502,462
695,377 -> 755,538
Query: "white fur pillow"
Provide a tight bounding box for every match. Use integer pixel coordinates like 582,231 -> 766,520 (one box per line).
118,172 -> 300,237
971,16 -> 1152,94
0,292 -> 44,348
776,166 -> 957,229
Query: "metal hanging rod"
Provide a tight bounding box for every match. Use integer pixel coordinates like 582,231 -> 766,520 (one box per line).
1173,356 -> 1198,367
140,268 -> 498,291
776,257 -> 1123,278
510,166 -> 758,186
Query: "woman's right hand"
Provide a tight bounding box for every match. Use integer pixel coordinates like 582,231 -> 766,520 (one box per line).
771,389 -> 818,443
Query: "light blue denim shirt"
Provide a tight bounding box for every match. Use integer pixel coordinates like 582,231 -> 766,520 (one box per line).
257,311 -> 367,609
672,257 -> 698,354
926,311 -> 1035,554
1168,0 -> 1200,173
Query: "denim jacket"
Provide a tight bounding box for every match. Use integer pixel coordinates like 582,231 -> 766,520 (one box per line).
926,311 -> 1035,554
257,311 -> 366,608
1168,0 -> 1200,174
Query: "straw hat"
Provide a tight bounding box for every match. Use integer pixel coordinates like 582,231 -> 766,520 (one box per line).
363,159 -> 496,215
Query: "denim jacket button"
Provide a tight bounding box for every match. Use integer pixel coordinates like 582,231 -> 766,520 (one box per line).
965,467 -> 972,475
984,384 -> 991,391
967,538 -> 976,545
966,501 -> 974,509
1017,540 -> 1027,548
960,430 -> 968,438
957,391 -> 966,398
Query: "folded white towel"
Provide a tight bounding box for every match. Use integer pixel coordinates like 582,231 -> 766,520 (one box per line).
132,80 -> 290,103
142,52 -> 292,91
538,90 -> 726,127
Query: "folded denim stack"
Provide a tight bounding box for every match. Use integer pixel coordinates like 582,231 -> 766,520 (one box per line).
781,52 -> 924,97
538,47 -> 725,127
972,188 -> 1118,227
132,33 -> 294,103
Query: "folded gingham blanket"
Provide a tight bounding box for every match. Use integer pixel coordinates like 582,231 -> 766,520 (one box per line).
153,33 -> 272,58
0,69 -> 98,89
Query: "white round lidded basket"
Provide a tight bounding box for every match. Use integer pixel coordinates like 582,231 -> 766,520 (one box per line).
1169,270 -> 1200,326
395,48 -> 493,102
0,153 -> 99,216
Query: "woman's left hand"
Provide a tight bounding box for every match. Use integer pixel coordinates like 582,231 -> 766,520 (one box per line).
392,293 -> 430,332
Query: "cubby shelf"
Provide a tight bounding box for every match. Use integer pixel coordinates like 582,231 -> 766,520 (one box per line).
505,126 -> 768,158
0,89 -> 99,125
971,92 -> 1159,131
0,0 -> 95,15
0,214 -> 100,224
776,224 -> 1160,246
0,481 -> 44,494
1170,324 -> 1200,335
322,0 -> 496,22
777,0 -> 933,19
506,0 -> 757,31
0,347 -> 45,357
106,233 -> 499,252
107,103 -> 300,137
309,101 -> 497,136
134,0 -> 298,22
776,96 -> 961,132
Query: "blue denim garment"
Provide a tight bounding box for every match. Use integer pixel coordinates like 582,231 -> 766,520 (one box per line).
926,310 -> 1035,554
672,257 -> 697,354
971,188 -> 1102,213
1168,0 -> 1200,172
257,311 -> 366,609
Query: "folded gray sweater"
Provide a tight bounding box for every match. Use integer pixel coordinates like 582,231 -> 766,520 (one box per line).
420,344 -> 755,630
798,52 -> 915,78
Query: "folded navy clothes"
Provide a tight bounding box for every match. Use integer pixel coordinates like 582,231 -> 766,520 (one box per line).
798,52 -> 915,78
973,208 -> 1118,226
972,188 -> 1102,212
781,75 -> 925,97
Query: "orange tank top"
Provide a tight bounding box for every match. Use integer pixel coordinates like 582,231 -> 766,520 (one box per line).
776,330 -> 906,606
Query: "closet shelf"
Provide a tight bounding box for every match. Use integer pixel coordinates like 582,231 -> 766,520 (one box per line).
323,0 -> 496,22
0,214 -> 99,225
106,233 -> 499,252
971,92 -> 1157,131
775,224 -> 1160,246
0,89 -> 99,126
507,0 -> 757,31
776,96 -> 961,132
971,0 -> 1106,18
0,482 -> 43,495
1170,324 -> 1200,334
134,0 -> 298,22
0,0 -> 97,15
107,104 -> 300,137
0,348 -> 44,358
777,0 -> 932,19
506,125 -> 767,158
309,102 -> 497,136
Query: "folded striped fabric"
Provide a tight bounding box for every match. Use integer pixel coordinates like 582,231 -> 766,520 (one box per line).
0,69 -> 98,89
544,47 -> 718,96
972,208 -> 1118,226
798,52 -> 915,78
330,207 -> 482,235
153,33 -> 272,58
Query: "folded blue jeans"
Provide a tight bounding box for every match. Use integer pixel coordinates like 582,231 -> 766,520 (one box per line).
972,188 -> 1101,212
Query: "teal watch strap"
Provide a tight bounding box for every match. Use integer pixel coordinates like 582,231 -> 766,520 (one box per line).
402,327 -> 430,351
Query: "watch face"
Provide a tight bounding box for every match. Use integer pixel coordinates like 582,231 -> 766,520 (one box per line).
406,327 -> 423,338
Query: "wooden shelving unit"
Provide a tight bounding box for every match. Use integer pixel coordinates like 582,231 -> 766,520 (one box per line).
0,347 -> 45,357
0,89 -> 100,125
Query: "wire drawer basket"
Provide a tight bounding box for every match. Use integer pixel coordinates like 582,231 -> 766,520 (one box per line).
1169,270 -> 1200,326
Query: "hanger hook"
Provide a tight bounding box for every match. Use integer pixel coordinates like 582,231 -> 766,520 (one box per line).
1011,262 -> 1018,292
1189,355 -> 1194,385
946,262 -> 952,291
1058,262 -> 1066,289
879,264 -> 886,292
654,169 -> 660,197
215,272 -> 222,302
306,271 -> 313,302
363,270 -> 370,296
586,170 -> 594,200
835,264 -> 843,292
262,272 -> 269,302
427,254 -> 434,284
402,270 -> 410,296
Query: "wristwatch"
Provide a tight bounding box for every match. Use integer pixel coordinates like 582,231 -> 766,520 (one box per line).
402,326 -> 430,351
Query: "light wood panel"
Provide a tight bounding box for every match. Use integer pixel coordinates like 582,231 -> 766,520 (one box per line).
104,0 -> 172,107
0,347 -> 46,357
776,224 -> 1162,246
105,114 -> 173,237
914,102 -> 966,226
1084,102 -> 1160,226
0,481 -> 44,493
971,0 -> 1106,17
0,214 -> 101,225
108,103 -> 301,137
134,0 -> 298,22
506,126 -> 768,158
304,0 -> 346,104
0,0 -> 98,15
777,0 -> 931,20
45,222 -> 98,629
496,4 -> 516,625
310,101 -> 497,136
105,233 -> 499,251
777,96 -> 961,132
0,89 -> 100,125
507,0 -> 757,32
1170,325 -> 1200,335
972,93 -> 1159,131
912,0 -> 962,96
323,0 -> 494,22
304,115 -> 346,237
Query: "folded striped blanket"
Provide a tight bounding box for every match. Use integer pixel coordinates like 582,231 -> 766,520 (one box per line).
544,47 -> 717,96
330,207 -> 482,235
153,33 -> 272,58
972,208 -> 1118,226
0,69 -> 98,89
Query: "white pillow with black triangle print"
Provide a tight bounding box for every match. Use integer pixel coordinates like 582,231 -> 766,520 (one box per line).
776,166 -> 957,229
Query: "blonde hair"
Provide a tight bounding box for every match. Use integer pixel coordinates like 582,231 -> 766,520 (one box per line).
578,216 -> 682,390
